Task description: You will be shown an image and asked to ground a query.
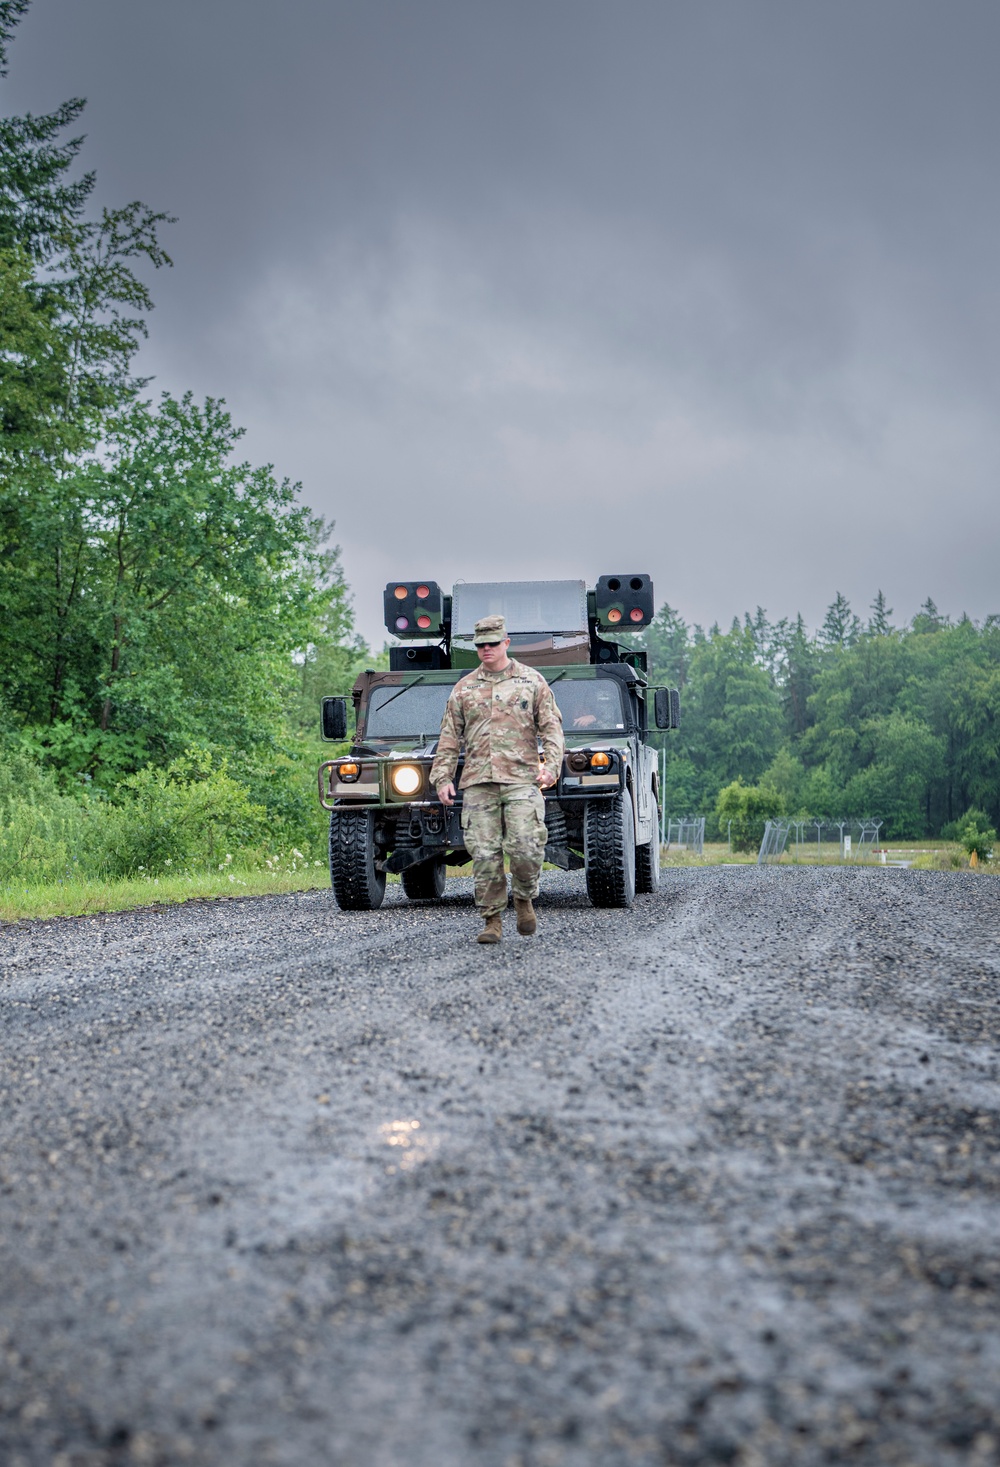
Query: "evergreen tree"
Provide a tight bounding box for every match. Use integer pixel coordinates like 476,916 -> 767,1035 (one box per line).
912,597 -> 948,634
0,2 -> 94,261
780,613 -> 820,737
639,601 -> 690,688
0,0 -> 173,462
868,590 -> 894,637
821,592 -> 861,648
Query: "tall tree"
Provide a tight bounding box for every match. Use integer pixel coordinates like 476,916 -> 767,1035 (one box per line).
5,392 -> 335,782
912,597 -> 948,634
868,590 -> 894,637
640,601 -> 690,688
821,591 -> 861,649
780,613 -> 820,738
743,605 -> 788,678
0,0 -> 172,462
843,712 -> 944,837
681,625 -> 784,793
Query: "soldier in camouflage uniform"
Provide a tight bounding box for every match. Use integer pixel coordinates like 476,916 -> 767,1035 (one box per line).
431,614 -> 565,944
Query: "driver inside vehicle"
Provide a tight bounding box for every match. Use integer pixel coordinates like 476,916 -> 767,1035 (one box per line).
572,685 -> 620,728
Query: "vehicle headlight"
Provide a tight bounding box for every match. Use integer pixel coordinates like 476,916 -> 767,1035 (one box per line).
391,764 -> 422,796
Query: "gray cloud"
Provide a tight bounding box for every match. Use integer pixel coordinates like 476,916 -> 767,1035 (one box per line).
7,0 -> 999,645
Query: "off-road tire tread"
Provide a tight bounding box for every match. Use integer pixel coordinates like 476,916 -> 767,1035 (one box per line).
401,858 -> 447,901
329,810 -> 386,910
585,793 -> 636,908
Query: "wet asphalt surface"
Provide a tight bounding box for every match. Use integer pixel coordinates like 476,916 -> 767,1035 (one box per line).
1,867 -> 998,1467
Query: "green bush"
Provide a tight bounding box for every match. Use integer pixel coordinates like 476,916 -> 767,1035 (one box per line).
954,808 -> 996,863
0,797 -> 91,887
93,749 -> 273,877
715,779 -> 786,853
0,748 -> 91,886
0,741 -> 328,889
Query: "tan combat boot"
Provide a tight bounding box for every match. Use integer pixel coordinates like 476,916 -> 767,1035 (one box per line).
514,897 -> 537,936
476,913 -> 503,944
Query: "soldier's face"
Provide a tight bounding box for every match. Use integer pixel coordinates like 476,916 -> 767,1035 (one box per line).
477,636 -> 510,670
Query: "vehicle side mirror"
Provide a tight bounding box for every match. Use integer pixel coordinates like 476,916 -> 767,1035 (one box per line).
654,687 -> 681,730
322,696 -> 348,741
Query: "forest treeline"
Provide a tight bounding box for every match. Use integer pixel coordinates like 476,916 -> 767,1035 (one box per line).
1,0 -> 996,889
635,594 -> 999,840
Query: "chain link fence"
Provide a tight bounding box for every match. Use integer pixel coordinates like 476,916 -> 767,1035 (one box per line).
663,816 -> 705,856
758,819 -> 884,865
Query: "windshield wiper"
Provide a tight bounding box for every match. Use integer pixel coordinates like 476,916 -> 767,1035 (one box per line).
370,675 -> 428,715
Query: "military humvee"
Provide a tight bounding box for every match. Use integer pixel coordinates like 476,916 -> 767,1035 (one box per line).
318,576 -> 680,911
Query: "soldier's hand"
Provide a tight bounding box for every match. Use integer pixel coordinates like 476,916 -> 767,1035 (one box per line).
438,782 -> 457,806
537,767 -> 557,790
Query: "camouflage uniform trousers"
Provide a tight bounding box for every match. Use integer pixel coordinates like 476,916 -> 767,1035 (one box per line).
460,782 -> 548,917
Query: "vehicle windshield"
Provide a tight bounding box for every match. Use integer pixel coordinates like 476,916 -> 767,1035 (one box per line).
364,683 -> 455,738
363,676 -> 626,737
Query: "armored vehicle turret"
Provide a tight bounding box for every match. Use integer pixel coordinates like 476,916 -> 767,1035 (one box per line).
318,575 -> 680,910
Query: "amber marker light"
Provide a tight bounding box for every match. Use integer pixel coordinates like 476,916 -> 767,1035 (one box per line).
338,762 -> 360,782
606,608 -> 622,623
394,585 -> 408,599
391,764 -> 422,795
590,752 -> 612,770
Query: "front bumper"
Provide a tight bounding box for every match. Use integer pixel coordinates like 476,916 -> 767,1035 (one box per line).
319,747 -> 625,812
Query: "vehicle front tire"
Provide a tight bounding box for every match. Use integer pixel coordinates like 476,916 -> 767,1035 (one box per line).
401,857 -> 447,901
584,793 -> 636,909
329,809 -> 386,910
635,811 -> 661,894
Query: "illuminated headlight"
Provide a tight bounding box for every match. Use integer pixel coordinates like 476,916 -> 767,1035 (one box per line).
391,764 -> 422,796
590,752 -> 612,770
337,761 -> 361,783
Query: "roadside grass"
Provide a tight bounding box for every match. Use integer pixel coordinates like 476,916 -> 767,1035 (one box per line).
0,865 -> 331,924
653,840 -> 990,871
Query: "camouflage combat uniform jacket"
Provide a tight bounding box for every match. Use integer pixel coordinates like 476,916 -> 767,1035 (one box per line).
430,658 -> 565,791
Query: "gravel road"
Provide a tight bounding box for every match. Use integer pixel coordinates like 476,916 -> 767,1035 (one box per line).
1,868 -> 998,1467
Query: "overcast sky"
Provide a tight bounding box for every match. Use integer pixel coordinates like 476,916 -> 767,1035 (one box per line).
7,0 -> 999,647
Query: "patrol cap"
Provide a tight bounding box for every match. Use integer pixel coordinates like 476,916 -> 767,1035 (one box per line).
473,614 -> 508,644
